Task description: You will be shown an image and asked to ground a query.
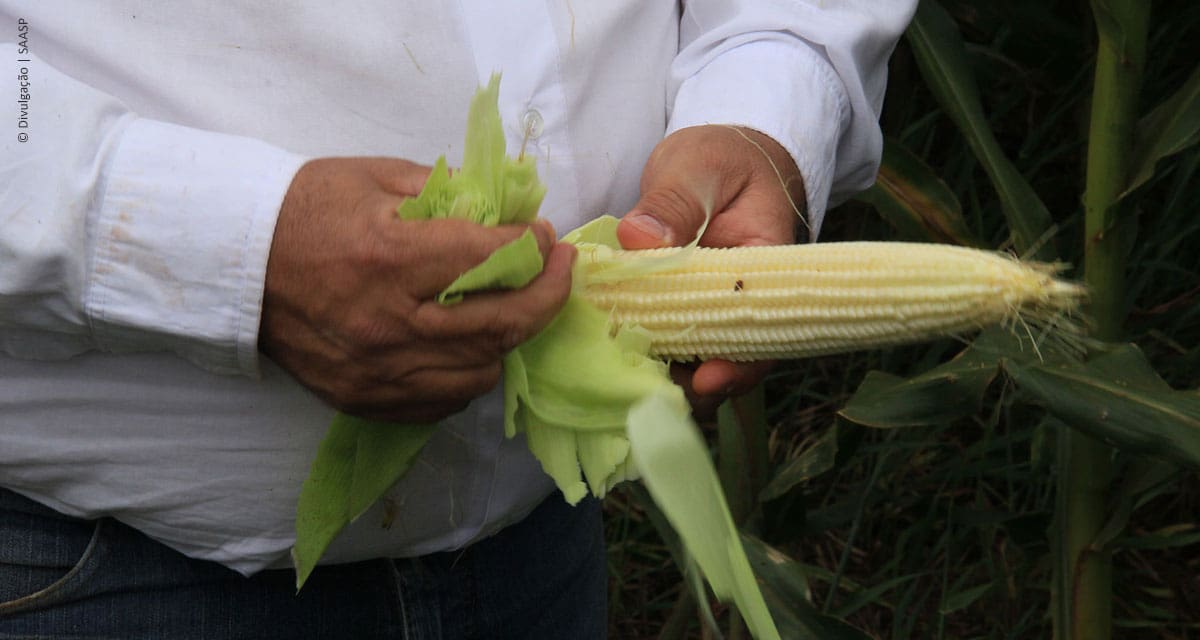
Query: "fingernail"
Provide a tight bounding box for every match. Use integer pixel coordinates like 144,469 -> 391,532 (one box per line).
625,212 -> 670,244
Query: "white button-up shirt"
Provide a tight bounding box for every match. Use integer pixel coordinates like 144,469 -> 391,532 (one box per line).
0,1 -> 915,574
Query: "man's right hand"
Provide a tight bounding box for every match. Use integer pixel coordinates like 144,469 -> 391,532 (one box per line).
259,157 -> 574,424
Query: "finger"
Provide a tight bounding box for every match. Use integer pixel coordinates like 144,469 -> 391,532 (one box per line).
381,218 -> 557,299
687,193 -> 799,248
668,363 -> 722,422
337,363 -> 504,423
690,359 -> 775,398
616,128 -> 744,250
617,125 -> 807,251
617,185 -> 710,249
412,242 -> 575,350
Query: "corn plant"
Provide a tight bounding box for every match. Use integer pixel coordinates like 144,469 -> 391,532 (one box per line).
707,1 -> 1197,638
619,0 -> 1200,637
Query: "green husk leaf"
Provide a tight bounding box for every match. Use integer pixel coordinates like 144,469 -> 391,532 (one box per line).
397,74 -> 544,225
561,214 -> 621,245
501,292 -> 668,502
292,414 -> 436,589
507,296 -> 672,435
292,414 -> 358,589
437,229 -> 543,304
347,420 -> 440,522
524,417 -> 589,505
628,389 -> 782,640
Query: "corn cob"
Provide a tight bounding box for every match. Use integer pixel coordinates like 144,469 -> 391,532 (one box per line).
576,241 -> 1086,362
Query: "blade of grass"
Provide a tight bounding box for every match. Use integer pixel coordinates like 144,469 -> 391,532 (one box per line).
905,0 -> 1056,258
858,138 -> 981,246
1124,62 -> 1200,196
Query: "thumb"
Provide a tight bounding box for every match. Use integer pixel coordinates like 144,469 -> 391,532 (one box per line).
616,182 -> 713,249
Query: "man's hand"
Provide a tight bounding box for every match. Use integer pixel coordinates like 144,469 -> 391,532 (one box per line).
616,126 -> 806,417
260,157 -> 574,424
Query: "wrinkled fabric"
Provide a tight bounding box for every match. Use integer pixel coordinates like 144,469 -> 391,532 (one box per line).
0,1 -> 915,574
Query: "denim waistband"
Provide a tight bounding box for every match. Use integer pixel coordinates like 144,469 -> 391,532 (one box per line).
0,486 -> 78,520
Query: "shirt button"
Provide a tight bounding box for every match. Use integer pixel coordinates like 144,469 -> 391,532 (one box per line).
521,109 -> 544,139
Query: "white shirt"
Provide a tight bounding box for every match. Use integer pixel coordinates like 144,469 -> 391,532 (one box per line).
0,1 -> 915,575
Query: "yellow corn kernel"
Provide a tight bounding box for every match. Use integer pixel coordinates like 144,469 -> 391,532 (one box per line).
576,241 -> 1085,362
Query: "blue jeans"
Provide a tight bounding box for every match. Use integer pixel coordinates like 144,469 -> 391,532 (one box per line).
0,488 -> 606,639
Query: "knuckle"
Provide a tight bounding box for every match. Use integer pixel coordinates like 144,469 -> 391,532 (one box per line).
527,220 -> 555,256
490,315 -> 530,353
473,364 -> 504,395
496,326 -> 524,353
406,304 -> 437,338
328,384 -> 374,416
339,310 -> 394,353
355,226 -> 402,273
640,188 -> 696,222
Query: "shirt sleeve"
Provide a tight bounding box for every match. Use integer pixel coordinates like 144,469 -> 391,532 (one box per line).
0,49 -> 309,375
666,1 -> 917,239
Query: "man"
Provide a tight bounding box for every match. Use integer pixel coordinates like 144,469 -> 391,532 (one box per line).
0,2 -> 915,637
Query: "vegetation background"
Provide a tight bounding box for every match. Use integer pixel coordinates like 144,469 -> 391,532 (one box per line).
606,1 -> 1200,638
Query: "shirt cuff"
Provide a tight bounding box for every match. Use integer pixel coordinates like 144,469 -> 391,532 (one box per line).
667,39 -> 850,241
87,118 -> 309,376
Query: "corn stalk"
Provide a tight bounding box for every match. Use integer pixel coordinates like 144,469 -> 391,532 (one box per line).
1054,2 -> 1150,639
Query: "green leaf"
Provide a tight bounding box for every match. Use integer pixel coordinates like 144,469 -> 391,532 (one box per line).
717,387 -> 770,525
1093,455 -> 1182,551
759,424 -> 839,502
839,335 -> 1003,428
346,420 -> 440,525
832,572 -> 925,619
906,0 -> 1055,258
939,582 -> 993,615
1115,528 -> 1200,550
437,229 -> 543,303
1089,0 -> 1123,41
858,137 -> 980,247
397,74 -> 545,225
1005,344 -> 1200,468
292,415 -> 358,589
523,418 -> 588,504
292,414 -> 436,588
502,295 -> 673,501
741,536 -> 873,640
561,214 -> 620,245
627,389 -> 781,640
1125,62 -> 1200,196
